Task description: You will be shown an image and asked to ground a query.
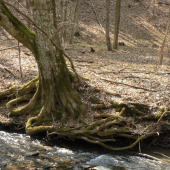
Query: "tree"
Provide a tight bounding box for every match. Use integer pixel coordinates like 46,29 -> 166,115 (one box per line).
26,0 -> 33,29
0,0 -> 85,135
0,0 -> 166,151
158,8 -> 170,65
113,0 -> 121,49
106,0 -> 112,51
70,0 -> 80,44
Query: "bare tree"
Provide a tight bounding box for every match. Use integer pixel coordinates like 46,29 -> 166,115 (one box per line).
62,0 -> 68,42
26,0 -> 33,29
113,0 -> 121,49
70,0 -> 80,44
158,8 -> 170,65
106,0 -> 112,51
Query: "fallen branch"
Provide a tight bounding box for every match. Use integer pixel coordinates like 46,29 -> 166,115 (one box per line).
0,64 -> 17,78
0,44 -> 23,51
101,77 -> 157,92
129,152 -> 164,162
157,111 -> 170,123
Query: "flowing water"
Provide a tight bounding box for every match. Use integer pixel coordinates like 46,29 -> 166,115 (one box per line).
0,130 -> 170,170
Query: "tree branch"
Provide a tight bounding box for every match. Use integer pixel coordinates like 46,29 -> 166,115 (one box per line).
0,1 -> 35,52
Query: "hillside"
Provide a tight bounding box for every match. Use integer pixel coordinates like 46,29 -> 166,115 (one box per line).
78,0 -> 170,48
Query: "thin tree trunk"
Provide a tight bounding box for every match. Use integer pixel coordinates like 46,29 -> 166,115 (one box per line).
75,0 -> 80,35
158,8 -> 170,65
113,0 -> 121,49
26,0 -> 32,30
70,0 -> 80,44
63,0 -> 68,42
90,0 -> 105,34
106,0 -> 112,51
60,0 -> 64,42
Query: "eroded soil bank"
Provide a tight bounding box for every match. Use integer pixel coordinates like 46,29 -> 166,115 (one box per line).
0,130 -> 170,170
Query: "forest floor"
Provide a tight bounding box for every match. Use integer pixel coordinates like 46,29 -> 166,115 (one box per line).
0,0 -> 170,149
0,39 -> 170,140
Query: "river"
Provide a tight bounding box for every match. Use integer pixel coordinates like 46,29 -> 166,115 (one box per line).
0,130 -> 170,170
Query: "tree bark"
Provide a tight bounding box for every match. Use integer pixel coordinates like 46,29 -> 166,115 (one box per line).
113,0 -> 121,49
63,0 -> 68,42
0,1 -> 35,52
158,8 -> 170,65
26,0 -> 32,29
70,0 -> 80,44
0,0 -> 85,133
106,0 -> 112,51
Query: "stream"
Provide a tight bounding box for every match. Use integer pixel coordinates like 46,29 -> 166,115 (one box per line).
0,131 -> 170,170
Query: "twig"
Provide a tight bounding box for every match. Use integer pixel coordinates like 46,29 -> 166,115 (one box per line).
4,67 -> 17,78
0,64 -> 17,78
18,0 -> 23,84
0,45 -> 23,51
153,152 -> 170,159
129,152 -> 164,162
100,77 -> 157,92
89,0 -> 105,34
157,111 -> 170,123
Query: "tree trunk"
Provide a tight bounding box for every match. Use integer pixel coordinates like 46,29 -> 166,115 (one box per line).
63,0 -> 68,42
26,0 -> 32,30
75,0 -> 80,35
106,0 -> 112,51
113,0 -> 121,49
158,8 -> 170,65
70,0 -> 80,44
0,0 -> 85,134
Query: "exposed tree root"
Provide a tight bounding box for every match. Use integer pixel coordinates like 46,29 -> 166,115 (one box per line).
1,77 -> 170,151
26,116 -> 54,135
0,76 -> 38,100
78,134 -> 154,151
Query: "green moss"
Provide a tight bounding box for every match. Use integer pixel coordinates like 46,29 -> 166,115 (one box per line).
154,113 -> 162,119
58,127 -> 70,131
55,108 -> 64,120
18,76 -> 38,96
89,96 -> 101,104
74,41 -> 106,50
9,85 -> 17,90
83,77 -> 91,81
159,107 -> 165,113
29,101 -> 42,116
1,2 -> 35,47
112,102 -> 150,118
98,127 -> 128,136
112,102 -> 126,112
112,102 -> 120,108
74,109 -> 80,119
132,103 -> 149,113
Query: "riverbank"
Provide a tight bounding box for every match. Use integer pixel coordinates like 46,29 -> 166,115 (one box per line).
0,130 -> 170,170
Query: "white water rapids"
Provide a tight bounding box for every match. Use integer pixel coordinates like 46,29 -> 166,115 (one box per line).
0,131 -> 170,170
